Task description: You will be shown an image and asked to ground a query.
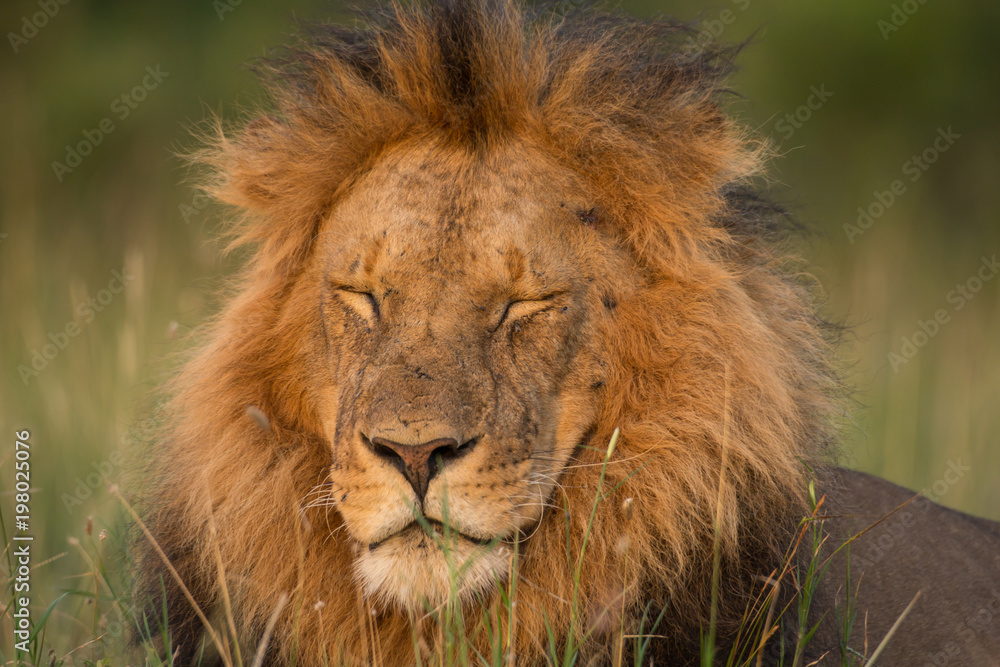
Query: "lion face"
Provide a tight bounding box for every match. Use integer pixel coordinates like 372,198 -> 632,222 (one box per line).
304,139 -> 628,609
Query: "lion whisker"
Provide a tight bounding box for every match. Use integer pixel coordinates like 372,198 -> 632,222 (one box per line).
526,451 -> 648,471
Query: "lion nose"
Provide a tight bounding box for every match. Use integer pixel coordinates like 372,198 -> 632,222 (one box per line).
366,436 -> 478,501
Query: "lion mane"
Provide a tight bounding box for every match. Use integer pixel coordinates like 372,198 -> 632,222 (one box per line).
135,0 -> 841,663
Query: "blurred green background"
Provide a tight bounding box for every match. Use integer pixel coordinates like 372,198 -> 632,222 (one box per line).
2,0 -> 998,661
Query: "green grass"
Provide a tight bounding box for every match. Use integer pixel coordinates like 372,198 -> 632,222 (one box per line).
1,433 -> 910,666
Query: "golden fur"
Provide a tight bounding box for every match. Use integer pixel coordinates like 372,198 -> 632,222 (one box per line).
135,1 -> 840,663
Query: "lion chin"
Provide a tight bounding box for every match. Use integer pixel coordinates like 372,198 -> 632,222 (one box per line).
354,524 -> 511,610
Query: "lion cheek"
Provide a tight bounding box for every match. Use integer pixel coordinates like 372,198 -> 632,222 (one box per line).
336,489 -> 416,545
424,487 -> 518,538
354,530 -> 509,610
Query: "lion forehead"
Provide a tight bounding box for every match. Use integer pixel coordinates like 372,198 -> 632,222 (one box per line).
320,141 -> 595,268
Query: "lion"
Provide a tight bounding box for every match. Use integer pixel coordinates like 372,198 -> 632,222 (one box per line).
133,0 -> 1000,664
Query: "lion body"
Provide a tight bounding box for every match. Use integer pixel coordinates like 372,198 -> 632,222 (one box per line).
134,1 -> 1000,664
807,468 -> 1000,665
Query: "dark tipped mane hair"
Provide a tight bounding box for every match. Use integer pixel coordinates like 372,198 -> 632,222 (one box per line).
135,1 -> 841,664
196,0 -> 781,277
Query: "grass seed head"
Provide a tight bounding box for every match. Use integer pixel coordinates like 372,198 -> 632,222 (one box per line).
245,405 -> 271,431
621,497 -> 634,521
